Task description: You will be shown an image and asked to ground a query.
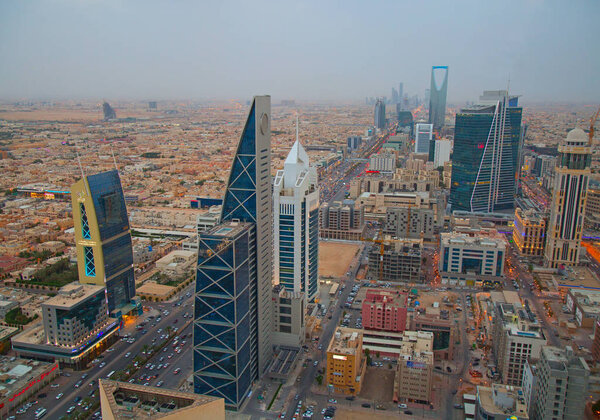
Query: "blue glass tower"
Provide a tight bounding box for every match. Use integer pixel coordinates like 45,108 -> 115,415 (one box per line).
194,96 -> 273,410
450,91 -> 523,212
72,169 -> 135,314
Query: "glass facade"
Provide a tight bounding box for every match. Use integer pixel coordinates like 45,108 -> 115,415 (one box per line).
106,270 -> 135,311
450,101 -> 522,212
308,208 -> 319,300
87,170 -> 130,241
194,225 -> 254,410
84,246 -> 95,277
80,203 -> 91,239
55,289 -> 106,333
429,66 -> 448,129
278,214 -> 295,291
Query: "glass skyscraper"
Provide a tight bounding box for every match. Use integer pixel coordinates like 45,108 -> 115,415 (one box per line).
428,66 -> 448,130
374,98 -> 386,129
71,169 -> 135,314
450,91 -> 522,212
273,129 -> 319,303
194,96 -> 273,410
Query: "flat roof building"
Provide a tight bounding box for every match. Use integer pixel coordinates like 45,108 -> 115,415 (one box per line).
99,379 -> 224,420
361,289 -> 408,332
326,327 -> 366,395
476,384 -> 529,420
394,331 -> 434,405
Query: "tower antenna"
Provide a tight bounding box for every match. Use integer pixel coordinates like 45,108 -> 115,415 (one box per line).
111,147 -> 118,170
296,113 -> 299,143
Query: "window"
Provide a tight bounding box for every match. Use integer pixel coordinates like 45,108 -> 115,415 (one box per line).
84,246 -> 96,277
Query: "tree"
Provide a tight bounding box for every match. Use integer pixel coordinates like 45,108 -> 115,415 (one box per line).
375,351 -> 380,359
316,375 -> 323,385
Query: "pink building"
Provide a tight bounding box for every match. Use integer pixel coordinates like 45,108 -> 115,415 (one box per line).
361,289 -> 408,332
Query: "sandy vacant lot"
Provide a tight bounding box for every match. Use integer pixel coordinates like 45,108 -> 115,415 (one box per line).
360,366 -> 395,402
319,241 -> 360,278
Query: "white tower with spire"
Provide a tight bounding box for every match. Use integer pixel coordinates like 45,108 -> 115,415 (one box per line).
273,116 -> 320,303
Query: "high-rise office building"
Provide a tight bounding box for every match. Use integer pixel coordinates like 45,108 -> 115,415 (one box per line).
273,124 -> 320,303
398,83 -> 403,104
428,66 -> 448,130
433,139 -> 451,168
545,128 -> 591,268
71,169 -> 135,314
415,123 -> 433,154
449,91 -> 523,212
193,96 -> 273,410
374,98 -> 386,129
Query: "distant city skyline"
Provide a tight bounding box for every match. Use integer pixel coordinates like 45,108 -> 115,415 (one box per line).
0,1 -> 598,103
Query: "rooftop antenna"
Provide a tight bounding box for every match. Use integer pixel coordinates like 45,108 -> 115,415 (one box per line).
111,147 -> 118,170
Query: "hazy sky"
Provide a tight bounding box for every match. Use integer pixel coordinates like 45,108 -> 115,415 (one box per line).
1,0 -> 598,103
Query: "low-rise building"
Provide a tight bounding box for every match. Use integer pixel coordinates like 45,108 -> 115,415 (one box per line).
369,152 -> 396,173
361,289 -> 408,332
384,207 -> 435,240
367,238 -> 422,283
326,327 -> 366,395
565,288 -> 600,327
99,379 -> 225,420
319,200 -> 365,241
439,232 -> 506,287
0,358 -> 59,418
394,331 -> 434,404
476,384 -> 529,420
513,207 -> 547,257
0,299 -> 18,319
411,313 -> 455,360
155,250 -> 196,278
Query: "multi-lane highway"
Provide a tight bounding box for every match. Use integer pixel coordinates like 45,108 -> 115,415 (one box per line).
17,283 -> 195,420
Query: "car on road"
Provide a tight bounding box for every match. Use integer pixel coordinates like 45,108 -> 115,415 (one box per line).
345,396 -> 355,401
313,361 -> 318,366
174,368 -> 181,374
125,352 -> 131,358
51,384 -> 60,388
67,406 -> 76,414
328,399 -> 337,404
56,393 -> 63,400
404,410 -> 413,415
398,404 -> 407,409
361,403 -> 371,408
156,381 -> 164,387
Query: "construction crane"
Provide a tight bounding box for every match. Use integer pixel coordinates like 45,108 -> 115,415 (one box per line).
361,228 -> 404,283
590,105 -> 600,145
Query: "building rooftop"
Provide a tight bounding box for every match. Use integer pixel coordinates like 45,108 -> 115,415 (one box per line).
99,379 -> 224,419
477,384 -> 529,419
328,327 -> 362,356
542,346 -> 590,373
0,356 -> 58,400
568,288 -> 600,314
204,221 -> 252,238
441,232 -> 506,248
44,283 -> 105,308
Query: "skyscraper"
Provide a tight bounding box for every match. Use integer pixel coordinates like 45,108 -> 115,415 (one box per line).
415,123 -> 433,154
398,82 -> 403,104
273,120 -> 320,302
193,96 -> 273,410
428,66 -> 448,130
71,169 -> 135,314
374,98 -> 386,129
449,90 -> 522,212
544,128 -> 591,268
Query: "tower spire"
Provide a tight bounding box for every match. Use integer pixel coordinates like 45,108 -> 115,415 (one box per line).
296,113 -> 299,143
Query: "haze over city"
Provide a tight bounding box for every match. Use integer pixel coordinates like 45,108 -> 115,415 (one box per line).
1,0 -> 599,103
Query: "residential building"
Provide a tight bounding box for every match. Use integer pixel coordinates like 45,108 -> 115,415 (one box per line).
318,200 -> 365,241
374,99 -> 386,130
193,96 -> 273,410
0,358 -> 59,418
529,346 -> 590,420
12,283 -> 120,369
439,232 -> 506,287
592,319 -> 600,364
367,238 -> 422,283
361,289 -> 408,332
450,91 -> 523,212
428,66 -> 448,130
492,302 -> 546,386
272,285 -> 305,348
513,207 -> 548,257
433,139 -> 451,168
155,250 -> 196,277
384,207 -> 435,240
71,169 -> 136,315
545,128 -> 591,268
326,327 -> 367,395
369,152 -> 396,173
411,313 -> 455,360
476,384 -> 529,420
415,123 -> 433,155
98,379 -> 225,420
394,331 -> 434,404
357,191 -> 445,227
273,132 -> 319,302
565,288 -> 600,327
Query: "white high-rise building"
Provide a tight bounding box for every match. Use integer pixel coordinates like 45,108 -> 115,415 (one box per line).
415,123 -> 433,154
273,119 -> 320,303
433,139 -> 451,168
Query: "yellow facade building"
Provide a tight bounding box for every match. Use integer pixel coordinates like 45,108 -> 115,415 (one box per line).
326,327 -> 366,395
513,207 -> 547,257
